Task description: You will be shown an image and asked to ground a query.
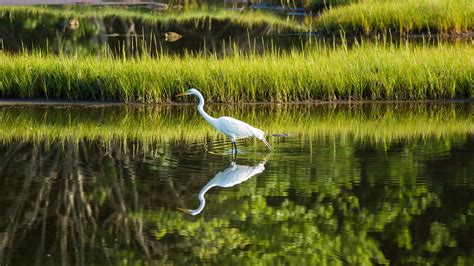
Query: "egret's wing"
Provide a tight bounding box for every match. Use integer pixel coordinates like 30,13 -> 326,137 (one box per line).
218,116 -> 263,139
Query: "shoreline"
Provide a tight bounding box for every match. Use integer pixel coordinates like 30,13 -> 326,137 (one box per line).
0,98 -> 471,107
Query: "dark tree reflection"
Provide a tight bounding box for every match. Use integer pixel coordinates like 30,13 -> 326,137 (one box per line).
0,134 -> 472,264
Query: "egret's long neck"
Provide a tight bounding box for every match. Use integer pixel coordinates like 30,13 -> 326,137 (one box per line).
189,182 -> 216,216
195,92 -> 217,125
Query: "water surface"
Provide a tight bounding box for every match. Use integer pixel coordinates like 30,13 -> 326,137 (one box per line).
0,103 -> 473,264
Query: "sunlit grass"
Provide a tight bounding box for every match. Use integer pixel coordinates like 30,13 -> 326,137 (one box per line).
0,104 -> 471,146
315,0 -> 474,35
0,43 -> 472,102
1,1 -> 473,37
0,5 -> 306,32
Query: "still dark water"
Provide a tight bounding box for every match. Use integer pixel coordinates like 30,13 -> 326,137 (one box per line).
0,103 -> 473,264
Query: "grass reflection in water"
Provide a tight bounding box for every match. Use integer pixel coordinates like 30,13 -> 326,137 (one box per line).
0,103 -> 471,146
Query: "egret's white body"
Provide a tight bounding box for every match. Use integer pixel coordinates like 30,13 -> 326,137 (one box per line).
177,88 -> 272,153
185,161 -> 265,215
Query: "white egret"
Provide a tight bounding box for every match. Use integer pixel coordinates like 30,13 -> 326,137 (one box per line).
176,88 -> 273,153
180,161 -> 266,215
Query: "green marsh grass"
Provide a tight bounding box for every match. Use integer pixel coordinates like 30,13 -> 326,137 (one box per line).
0,104 -> 471,146
0,6 -> 306,32
311,0 -> 358,10
0,43 -> 472,102
315,0 -> 474,35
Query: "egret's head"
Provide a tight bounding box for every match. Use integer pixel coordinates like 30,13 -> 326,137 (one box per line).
176,88 -> 199,97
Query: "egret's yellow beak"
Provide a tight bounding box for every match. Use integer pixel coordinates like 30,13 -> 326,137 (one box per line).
176,92 -> 187,97
176,207 -> 190,213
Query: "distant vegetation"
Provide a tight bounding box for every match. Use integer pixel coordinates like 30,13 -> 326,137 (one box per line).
314,0 -> 473,35
0,6 -> 306,31
1,43 -> 472,102
311,0 -> 356,10
2,0 -> 472,38
0,3 -> 472,104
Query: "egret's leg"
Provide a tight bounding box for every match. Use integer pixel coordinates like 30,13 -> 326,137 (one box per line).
231,140 -> 237,155
234,141 -> 238,155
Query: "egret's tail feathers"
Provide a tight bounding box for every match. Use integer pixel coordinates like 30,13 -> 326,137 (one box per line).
262,138 -> 273,151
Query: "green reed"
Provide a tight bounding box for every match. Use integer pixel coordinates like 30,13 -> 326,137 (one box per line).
0,103 -> 471,146
315,0 -> 473,35
0,42 -> 472,102
311,0 -> 358,10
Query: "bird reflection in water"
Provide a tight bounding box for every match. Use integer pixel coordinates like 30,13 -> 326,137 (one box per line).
180,161 -> 266,215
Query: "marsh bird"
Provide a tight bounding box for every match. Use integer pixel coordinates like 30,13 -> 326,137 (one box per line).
176,88 -> 273,153
180,161 -> 266,215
